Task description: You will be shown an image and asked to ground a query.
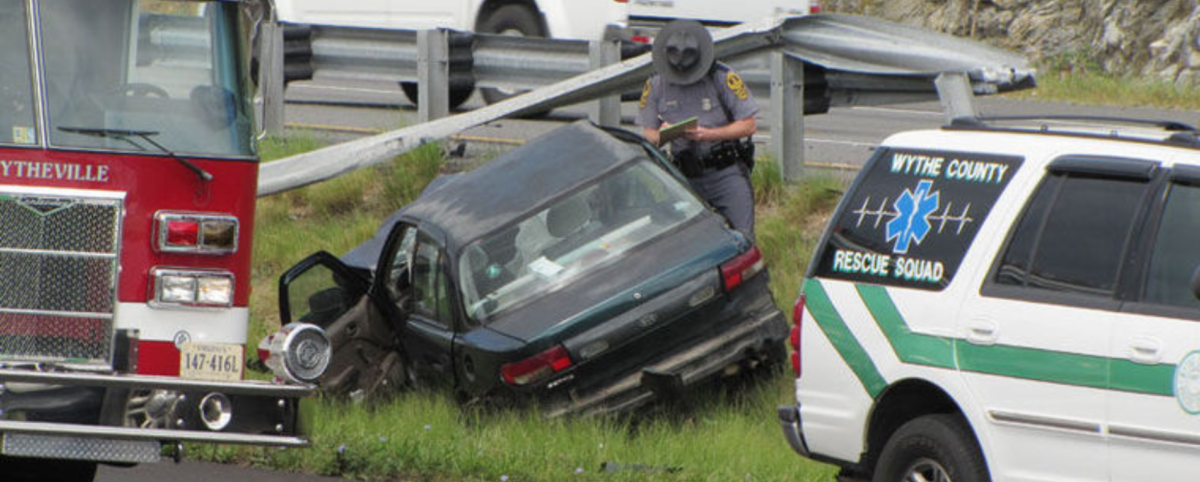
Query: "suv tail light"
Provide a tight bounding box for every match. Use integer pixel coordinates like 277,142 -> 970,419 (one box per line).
155,212 -> 239,254
791,293 -> 806,378
810,1 -> 822,14
721,246 -> 765,292
501,345 -> 573,386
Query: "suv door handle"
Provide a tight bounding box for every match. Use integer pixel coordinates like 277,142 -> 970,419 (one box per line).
1128,336 -> 1163,365
966,319 -> 998,346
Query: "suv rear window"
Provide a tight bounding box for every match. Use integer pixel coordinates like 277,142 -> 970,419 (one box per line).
813,147 -> 1023,291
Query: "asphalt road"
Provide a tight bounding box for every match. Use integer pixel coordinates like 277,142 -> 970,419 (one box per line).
95,460 -> 346,482
280,78 -> 1200,172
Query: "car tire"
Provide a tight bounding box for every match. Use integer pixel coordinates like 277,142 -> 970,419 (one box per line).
400,82 -> 475,111
872,414 -> 989,482
476,4 -> 544,107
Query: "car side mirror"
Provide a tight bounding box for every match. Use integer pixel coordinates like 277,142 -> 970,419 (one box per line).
1192,265 -> 1200,301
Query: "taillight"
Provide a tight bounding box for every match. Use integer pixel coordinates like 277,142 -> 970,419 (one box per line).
501,345 -> 573,386
721,246 -> 765,291
809,1 -> 822,14
155,212 -> 239,254
791,293 -> 806,378
631,35 -> 652,44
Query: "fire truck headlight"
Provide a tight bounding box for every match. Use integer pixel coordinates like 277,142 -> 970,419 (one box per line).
264,323 -> 331,385
151,268 -> 235,309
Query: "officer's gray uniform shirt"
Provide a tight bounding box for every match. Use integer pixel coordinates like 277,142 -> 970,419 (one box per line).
637,64 -> 759,241
636,64 -> 759,157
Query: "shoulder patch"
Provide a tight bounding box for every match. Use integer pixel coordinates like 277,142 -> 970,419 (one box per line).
639,78 -> 652,110
725,71 -> 749,101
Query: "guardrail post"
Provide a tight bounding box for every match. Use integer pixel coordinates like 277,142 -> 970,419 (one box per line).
770,51 -> 805,182
935,72 -> 977,124
418,29 -> 451,123
261,20 -> 286,137
588,39 -> 621,127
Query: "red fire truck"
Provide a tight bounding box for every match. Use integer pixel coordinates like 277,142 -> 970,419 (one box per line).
0,1 -> 327,480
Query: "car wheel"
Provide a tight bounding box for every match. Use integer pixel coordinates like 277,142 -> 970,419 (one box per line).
872,414 -> 989,482
0,456 -> 97,482
477,4 -> 544,106
400,82 -> 474,111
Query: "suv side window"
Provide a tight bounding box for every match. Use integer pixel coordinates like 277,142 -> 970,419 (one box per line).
412,233 -> 453,329
1144,181 -> 1200,310
811,148 -> 1022,290
990,157 -> 1156,302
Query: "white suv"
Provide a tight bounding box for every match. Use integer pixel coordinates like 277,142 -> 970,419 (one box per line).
779,116 -> 1200,482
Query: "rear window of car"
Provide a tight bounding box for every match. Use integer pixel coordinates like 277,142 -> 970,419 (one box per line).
813,147 -> 1023,291
458,159 -> 706,322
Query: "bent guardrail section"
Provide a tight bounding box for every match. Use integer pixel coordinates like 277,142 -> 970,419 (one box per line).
258,13 -> 1034,196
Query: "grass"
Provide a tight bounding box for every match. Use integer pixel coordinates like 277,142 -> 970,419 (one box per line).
217,133 -> 846,481
1008,62 -> 1200,111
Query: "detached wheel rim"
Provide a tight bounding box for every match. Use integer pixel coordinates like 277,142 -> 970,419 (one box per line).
902,457 -> 952,482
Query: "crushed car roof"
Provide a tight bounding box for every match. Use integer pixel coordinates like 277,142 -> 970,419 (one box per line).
399,121 -> 645,253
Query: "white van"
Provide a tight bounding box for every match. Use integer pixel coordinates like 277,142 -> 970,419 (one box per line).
274,0 -> 628,105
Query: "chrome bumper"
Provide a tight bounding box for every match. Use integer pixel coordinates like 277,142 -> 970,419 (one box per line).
0,368 -> 315,463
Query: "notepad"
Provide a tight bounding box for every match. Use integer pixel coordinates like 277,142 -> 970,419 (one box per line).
658,116 -> 697,145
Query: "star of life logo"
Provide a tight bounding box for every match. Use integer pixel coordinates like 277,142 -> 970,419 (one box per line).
852,179 -> 974,254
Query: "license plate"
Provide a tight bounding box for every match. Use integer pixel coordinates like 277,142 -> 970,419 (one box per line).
179,343 -> 243,382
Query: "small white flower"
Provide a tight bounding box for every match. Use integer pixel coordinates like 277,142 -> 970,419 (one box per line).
424,424 -> 432,431
575,467 -> 585,474
501,476 -> 509,482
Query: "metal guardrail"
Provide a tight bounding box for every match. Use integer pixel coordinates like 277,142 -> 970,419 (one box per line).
257,13 -> 1035,196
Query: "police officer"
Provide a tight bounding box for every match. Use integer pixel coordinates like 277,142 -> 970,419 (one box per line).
638,20 -> 759,241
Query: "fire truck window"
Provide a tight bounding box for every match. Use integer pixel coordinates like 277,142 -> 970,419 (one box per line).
0,2 -> 36,145
41,0 -> 254,157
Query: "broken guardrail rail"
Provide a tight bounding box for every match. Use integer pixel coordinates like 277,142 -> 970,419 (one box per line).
257,13 -> 1034,196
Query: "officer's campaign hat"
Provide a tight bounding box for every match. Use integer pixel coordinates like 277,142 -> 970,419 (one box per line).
652,20 -> 715,85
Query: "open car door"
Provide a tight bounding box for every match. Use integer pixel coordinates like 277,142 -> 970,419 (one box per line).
278,251 -> 408,399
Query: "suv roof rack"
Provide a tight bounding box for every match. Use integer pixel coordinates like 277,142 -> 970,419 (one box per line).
946,115 -> 1200,148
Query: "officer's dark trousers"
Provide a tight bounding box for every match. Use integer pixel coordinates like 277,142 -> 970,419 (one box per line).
688,163 -> 754,242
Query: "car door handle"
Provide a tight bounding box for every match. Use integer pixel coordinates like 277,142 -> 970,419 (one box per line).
1128,337 -> 1162,365
966,319 -> 998,346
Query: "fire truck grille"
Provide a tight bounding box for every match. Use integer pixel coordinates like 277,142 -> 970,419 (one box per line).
0,193 -> 121,365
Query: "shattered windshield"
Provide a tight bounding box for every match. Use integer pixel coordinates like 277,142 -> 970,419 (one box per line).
0,2 -> 36,145
459,160 -> 706,323
42,0 -> 254,157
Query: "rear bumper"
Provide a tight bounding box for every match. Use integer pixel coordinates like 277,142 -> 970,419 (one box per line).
778,404 -> 812,458
542,302 -> 787,417
0,368 -> 313,463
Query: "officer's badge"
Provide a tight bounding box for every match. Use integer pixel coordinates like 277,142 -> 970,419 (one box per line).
639,79 -> 652,109
726,71 -> 749,100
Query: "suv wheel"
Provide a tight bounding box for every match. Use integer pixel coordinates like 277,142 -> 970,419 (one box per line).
872,414 -> 989,482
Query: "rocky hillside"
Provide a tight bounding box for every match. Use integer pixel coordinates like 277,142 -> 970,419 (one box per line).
825,0 -> 1200,85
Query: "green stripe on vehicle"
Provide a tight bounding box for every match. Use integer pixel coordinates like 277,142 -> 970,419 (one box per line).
802,279 -> 887,397
855,284 -> 955,369
804,279 -> 1178,398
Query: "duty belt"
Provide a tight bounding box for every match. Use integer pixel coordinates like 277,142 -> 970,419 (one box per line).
673,140 -> 746,177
